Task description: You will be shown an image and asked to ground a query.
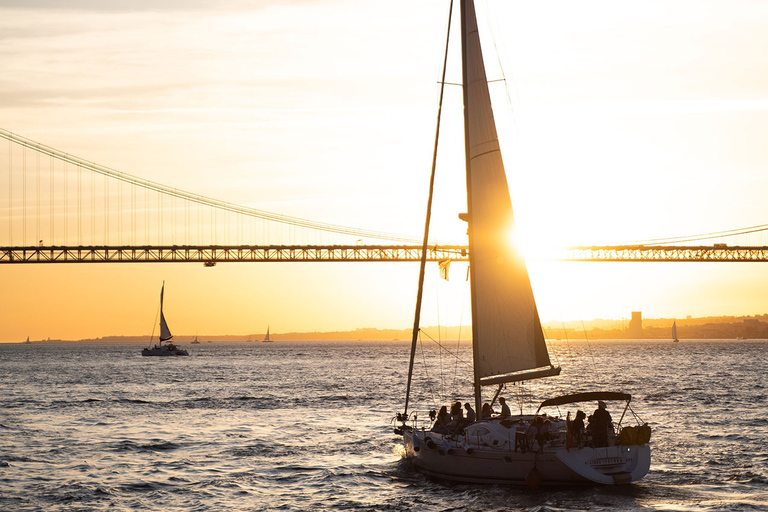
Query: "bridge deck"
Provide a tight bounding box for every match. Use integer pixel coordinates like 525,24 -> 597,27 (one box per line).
2,245 -> 768,263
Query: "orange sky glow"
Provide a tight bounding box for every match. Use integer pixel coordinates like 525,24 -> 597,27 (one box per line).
3,0 -> 768,342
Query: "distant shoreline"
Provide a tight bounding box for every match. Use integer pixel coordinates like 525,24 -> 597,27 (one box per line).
7,313 -> 768,343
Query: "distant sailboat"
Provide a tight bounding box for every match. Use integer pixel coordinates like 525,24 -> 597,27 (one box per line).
262,327 -> 272,343
191,334 -> 201,344
23,336 -> 31,344
672,321 -> 679,342
141,282 -> 189,356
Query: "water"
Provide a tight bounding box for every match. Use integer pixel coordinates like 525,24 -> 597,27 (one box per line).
1,339 -> 766,511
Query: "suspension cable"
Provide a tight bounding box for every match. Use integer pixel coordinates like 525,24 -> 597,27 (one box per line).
0,127 -> 433,245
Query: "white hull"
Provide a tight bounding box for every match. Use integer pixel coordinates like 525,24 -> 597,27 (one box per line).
401,419 -> 650,485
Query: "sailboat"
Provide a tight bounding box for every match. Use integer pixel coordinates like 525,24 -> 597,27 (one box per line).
262,327 -> 272,343
23,336 -> 31,344
141,282 -> 189,356
672,321 -> 679,342
395,0 -> 651,485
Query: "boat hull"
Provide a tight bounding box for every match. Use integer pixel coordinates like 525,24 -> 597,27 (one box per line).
141,347 -> 189,356
401,426 -> 650,485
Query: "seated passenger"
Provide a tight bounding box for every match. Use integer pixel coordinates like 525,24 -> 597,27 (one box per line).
432,405 -> 450,432
497,397 -> 511,418
447,401 -> 464,432
481,402 -> 493,419
540,418 -> 552,442
463,402 -> 476,425
526,416 -> 545,449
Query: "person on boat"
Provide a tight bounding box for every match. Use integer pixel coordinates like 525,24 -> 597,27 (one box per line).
446,402 -> 464,432
589,401 -> 613,447
526,416 -> 545,449
570,410 -> 587,446
540,418 -> 553,442
481,402 -> 493,419
497,396 -> 511,418
432,406 -> 450,433
464,403 -> 476,425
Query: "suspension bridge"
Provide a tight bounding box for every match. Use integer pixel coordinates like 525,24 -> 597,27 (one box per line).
4,127 -> 768,265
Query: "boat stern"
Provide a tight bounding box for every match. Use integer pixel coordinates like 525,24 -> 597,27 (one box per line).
555,444 -> 651,484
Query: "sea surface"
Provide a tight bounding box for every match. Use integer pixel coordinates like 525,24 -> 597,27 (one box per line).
1,339 -> 766,511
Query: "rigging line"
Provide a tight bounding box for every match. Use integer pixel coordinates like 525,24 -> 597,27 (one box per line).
580,319 -> 598,370
434,267 -> 445,401
418,329 -> 474,370
453,267 -> 470,393
417,331 -> 439,411
149,300 -> 161,344
560,321 -> 577,372
483,0 -> 520,139
0,128 -> 428,245
541,325 -> 560,370
404,0 -> 454,417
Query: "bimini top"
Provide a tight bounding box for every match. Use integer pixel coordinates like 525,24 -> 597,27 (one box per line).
538,392 -> 631,408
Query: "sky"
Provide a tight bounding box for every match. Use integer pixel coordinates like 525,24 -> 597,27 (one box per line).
3,0 -> 768,342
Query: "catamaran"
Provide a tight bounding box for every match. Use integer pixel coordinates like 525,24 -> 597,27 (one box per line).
395,0 -> 651,485
142,282 -> 189,356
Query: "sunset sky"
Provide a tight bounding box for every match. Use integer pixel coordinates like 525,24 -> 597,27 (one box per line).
3,0 -> 768,342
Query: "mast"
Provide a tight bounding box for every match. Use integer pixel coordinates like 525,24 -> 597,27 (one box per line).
460,0 -> 483,416
403,0 -> 454,417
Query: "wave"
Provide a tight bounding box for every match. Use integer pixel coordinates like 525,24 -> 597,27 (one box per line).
110,440 -> 181,453
225,442 -> 301,459
113,398 -> 152,404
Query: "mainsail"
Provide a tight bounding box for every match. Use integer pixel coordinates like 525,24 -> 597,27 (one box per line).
159,282 -> 173,342
461,0 -> 557,387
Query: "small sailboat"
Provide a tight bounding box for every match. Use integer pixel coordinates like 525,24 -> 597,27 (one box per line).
23,336 -> 31,344
672,321 -> 679,342
141,282 -> 189,356
191,334 -> 201,344
395,0 -> 651,485
262,327 -> 272,343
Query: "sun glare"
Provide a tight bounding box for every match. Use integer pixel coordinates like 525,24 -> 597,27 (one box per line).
510,225 -> 560,263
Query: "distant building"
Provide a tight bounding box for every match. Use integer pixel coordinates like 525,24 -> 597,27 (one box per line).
628,311 -> 643,338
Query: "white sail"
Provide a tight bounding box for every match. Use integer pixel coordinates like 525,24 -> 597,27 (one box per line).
159,282 -> 173,342
462,1 -> 556,386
